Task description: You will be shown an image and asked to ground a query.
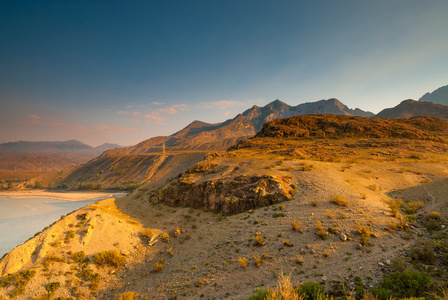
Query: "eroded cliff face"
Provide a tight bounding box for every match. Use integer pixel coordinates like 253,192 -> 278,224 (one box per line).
149,169 -> 294,215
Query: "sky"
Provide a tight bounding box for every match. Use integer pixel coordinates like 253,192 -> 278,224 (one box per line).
1,0 -> 448,147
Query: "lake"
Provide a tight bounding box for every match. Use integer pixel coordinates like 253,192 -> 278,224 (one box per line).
0,197 -> 102,258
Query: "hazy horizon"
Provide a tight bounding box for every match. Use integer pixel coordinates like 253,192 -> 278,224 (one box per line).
1,1 -> 448,146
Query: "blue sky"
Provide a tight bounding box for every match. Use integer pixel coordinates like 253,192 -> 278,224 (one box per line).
1,0 -> 448,146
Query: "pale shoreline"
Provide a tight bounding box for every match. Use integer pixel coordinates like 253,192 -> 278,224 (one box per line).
0,190 -> 128,201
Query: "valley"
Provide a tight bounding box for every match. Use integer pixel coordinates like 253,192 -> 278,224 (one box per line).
1,114 -> 448,299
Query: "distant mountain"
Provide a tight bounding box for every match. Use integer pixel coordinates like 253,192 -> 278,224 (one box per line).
53,99 -> 372,188
0,140 -> 92,155
242,99 -> 374,131
419,84 -> 448,105
375,100 -> 448,121
0,140 -> 123,171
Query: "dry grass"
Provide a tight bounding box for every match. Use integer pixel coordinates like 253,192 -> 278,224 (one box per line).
238,257 -> 248,268
316,221 -> 328,240
291,219 -> 302,232
331,194 -> 349,207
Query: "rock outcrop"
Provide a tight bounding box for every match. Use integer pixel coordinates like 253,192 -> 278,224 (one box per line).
149,173 -> 294,215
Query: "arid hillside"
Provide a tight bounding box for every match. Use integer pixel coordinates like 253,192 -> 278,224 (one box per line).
47,100 -> 373,190
2,114 -> 448,299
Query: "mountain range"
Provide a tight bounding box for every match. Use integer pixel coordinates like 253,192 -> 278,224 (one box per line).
0,140 -> 122,171
8,84 -> 448,182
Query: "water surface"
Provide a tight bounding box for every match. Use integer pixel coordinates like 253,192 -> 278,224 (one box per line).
0,197 -> 100,257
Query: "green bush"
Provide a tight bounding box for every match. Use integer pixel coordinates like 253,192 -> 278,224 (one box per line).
248,288 -> 270,300
372,271 -> 430,299
297,281 -> 325,300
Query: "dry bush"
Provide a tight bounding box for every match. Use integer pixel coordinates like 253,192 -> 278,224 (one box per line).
295,256 -> 303,265
116,291 -> 139,300
331,195 -> 349,207
322,249 -> 332,258
316,221 -> 328,240
93,250 -> 125,268
141,228 -> 154,238
355,221 -> 372,245
326,209 -> 333,219
161,232 -> 170,242
255,232 -> 266,246
266,273 -> 303,300
153,260 -> 165,272
291,219 -> 302,232
238,257 -> 248,268
403,201 -> 424,214
310,199 -> 318,207
388,198 -> 403,218
253,256 -> 262,267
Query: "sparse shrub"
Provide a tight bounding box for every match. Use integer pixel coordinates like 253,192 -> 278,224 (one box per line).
273,212 -> 286,218
141,228 -> 154,238
331,194 -> 349,207
71,251 -> 86,263
65,230 -> 76,242
372,271 -> 430,299
116,291 -> 139,300
93,250 -> 125,268
368,184 -> 377,191
388,198 -> 403,218
403,201 -> 424,214
297,281 -> 325,300
328,227 -> 338,234
291,219 -> 303,232
161,232 -> 170,242
283,239 -> 292,247
326,209 -> 333,218
153,260 -> 165,272
322,249 -> 332,257
310,199 -> 318,207
390,257 -> 407,272
423,211 -> 444,230
166,248 -> 173,256
295,256 -> 303,265
255,232 -> 266,246
290,183 -> 297,190
45,282 -> 61,296
410,240 -> 435,264
253,256 -> 262,268
316,221 -> 328,240
355,222 -> 372,245
238,257 -> 248,268
300,164 -> 314,171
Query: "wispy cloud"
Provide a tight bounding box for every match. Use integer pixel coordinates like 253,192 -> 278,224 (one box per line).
198,100 -> 247,110
25,114 -> 137,137
26,114 -> 69,127
117,110 -> 129,115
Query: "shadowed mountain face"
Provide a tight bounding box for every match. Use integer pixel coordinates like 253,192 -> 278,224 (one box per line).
375,100 -> 448,121
0,140 -> 122,171
419,84 -> 448,105
105,99 -> 373,156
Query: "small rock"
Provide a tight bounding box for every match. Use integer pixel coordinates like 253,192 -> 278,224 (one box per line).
321,276 -> 327,282
356,244 -> 363,250
385,260 -> 391,266
310,249 -> 316,254
378,262 -> 384,267
441,225 -> 446,229
339,233 -> 347,241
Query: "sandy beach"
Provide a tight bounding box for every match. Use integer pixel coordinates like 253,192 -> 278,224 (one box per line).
0,190 -> 128,201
